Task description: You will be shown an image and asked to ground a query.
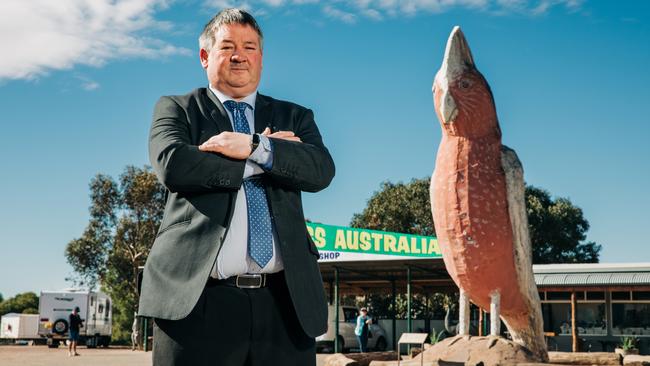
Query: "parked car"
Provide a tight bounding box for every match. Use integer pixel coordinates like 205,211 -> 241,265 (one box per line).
316,305 -> 387,352
38,289 -> 112,348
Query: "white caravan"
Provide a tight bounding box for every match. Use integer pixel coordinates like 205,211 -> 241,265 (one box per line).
0,313 -> 39,340
38,289 -> 112,348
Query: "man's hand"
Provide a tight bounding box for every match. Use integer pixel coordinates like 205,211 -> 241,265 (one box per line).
198,132 -> 252,159
261,127 -> 302,142
198,128 -> 301,159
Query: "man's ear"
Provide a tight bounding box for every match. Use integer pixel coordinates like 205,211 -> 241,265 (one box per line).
200,48 -> 209,69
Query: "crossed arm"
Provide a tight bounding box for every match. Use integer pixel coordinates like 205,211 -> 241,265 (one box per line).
149,96 -> 335,193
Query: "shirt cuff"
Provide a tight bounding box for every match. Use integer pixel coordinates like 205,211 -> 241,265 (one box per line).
248,134 -> 273,170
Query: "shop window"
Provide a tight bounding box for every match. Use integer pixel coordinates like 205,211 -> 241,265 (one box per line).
586,291 -> 605,301
547,292 -> 572,301
612,303 -> 650,335
541,303 -> 572,335
538,292 -> 546,301
541,302 -> 606,336
612,291 -> 631,301
633,291 -> 650,301
576,303 -> 607,335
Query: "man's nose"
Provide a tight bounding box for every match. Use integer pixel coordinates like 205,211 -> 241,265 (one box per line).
231,50 -> 246,62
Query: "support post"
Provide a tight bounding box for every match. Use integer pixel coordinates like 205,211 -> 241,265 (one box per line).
571,291 -> 577,352
483,309 -> 488,336
458,288 -> 470,335
328,280 -> 334,305
478,308 -> 483,337
606,289 -> 613,339
143,317 -> 148,352
407,266 -> 412,333
334,267 -> 340,353
490,291 -> 501,336
392,280 -> 397,351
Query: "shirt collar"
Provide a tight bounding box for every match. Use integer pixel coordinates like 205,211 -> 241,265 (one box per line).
208,84 -> 257,110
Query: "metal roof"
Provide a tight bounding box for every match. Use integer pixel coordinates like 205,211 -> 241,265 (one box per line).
314,260 -> 650,290
533,263 -> 650,286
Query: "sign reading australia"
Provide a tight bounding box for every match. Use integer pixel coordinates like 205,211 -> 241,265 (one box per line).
306,222 -> 441,262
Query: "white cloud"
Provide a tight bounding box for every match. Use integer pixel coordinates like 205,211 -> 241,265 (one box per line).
262,0 -> 285,6
204,0 -> 586,22
0,0 -> 190,82
204,0 -> 253,11
323,5 -> 357,24
76,74 -> 101,91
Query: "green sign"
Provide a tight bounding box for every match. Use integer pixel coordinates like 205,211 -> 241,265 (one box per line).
306,222 -> 441,262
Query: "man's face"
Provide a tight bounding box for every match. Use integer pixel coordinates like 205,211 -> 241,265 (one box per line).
200,23 -> 262,99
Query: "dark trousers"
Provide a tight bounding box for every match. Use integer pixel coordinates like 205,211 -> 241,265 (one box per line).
152,272 -> 315,366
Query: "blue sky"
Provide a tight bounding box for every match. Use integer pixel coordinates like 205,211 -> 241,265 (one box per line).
0,0 -> 648,299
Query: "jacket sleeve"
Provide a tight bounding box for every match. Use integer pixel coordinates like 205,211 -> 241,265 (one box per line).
265,108 -> 335,192
149,96 -> 246,193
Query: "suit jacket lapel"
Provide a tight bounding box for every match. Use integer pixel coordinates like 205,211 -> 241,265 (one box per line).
254,93 -> 272,134
203,87 -> 233,133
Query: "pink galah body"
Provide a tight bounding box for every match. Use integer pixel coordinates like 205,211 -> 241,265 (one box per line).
430,26 -> 548,361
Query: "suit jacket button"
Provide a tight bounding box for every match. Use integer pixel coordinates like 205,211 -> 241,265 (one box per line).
219,179 -> 224,185
225,179 -> 231,185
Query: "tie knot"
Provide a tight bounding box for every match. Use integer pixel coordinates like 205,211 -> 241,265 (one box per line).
223,100 -> 251,114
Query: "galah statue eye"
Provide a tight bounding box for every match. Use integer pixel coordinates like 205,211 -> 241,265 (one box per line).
459,78 -> 472,90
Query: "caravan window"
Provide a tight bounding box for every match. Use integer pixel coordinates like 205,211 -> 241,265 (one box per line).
98,304 -> 104,314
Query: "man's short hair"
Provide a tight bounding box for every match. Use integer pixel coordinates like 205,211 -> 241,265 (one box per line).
199,8 -> 264,51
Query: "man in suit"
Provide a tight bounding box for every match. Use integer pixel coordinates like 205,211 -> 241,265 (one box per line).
137,8 -> 335,366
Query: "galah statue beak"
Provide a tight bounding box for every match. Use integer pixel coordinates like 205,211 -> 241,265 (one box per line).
437,26 -> 475,124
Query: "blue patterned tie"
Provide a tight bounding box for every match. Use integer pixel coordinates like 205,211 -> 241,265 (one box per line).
223,100 -> 273,268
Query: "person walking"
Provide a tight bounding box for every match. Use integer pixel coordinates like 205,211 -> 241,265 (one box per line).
68,306 -> 83,357
355,307 -> 372,353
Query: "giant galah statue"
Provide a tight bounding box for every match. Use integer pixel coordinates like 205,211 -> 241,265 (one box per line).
430,26 -> 548,362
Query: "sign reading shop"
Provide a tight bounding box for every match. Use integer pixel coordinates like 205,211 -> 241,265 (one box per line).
306,222 -> 442,262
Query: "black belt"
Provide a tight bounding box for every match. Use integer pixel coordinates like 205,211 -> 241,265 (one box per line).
206,271 -> 284,289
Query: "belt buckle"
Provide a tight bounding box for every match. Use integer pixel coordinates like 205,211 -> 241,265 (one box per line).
236,274 -> 265,288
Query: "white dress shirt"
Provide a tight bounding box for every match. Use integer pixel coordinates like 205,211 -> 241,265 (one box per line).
208,85 -> 284,279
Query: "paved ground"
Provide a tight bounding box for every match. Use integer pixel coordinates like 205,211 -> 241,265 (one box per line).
0,345 -> 332,366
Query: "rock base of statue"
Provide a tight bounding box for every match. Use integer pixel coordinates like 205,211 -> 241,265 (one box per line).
323,351 -> 399,366
370,335 -> 544,366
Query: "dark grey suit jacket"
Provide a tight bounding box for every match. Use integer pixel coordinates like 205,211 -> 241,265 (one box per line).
137,88 -> 335,337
